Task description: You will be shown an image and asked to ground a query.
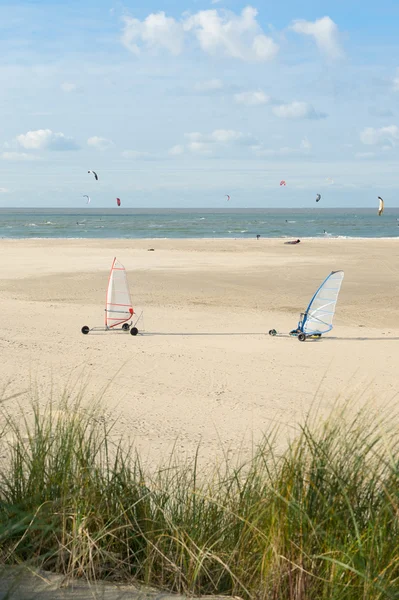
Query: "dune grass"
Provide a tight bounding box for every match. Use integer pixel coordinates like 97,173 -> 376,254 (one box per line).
0,393 -> 399,599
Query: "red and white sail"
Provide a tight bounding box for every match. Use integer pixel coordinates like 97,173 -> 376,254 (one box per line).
105,258 -> 134,328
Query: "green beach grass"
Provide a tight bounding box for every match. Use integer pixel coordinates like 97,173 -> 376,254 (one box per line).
0,391 -> 398,599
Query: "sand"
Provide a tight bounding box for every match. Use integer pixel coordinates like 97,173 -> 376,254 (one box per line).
0,565 -> 203,599
0,238 -> 398,465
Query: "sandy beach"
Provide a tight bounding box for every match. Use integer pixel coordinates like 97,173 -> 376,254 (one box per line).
1,238 -> 398,464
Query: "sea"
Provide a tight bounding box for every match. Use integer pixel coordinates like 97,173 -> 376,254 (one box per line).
0,208 -> 399,239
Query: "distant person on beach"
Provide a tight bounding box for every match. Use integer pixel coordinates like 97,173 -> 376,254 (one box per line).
256,234 -> 260,240
284,239 -> 301,245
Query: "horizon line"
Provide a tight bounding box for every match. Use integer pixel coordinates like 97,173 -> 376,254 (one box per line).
1,206 -> 399,211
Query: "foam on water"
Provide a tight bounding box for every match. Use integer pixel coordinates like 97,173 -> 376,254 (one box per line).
0,208 -> 398,239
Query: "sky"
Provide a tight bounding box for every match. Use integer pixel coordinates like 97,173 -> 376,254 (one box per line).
1,0 -> 399,207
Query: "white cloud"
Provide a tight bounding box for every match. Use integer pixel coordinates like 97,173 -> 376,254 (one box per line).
186,129 -> 256,145
121,12 -> 184,56
290,17 -> 343,60
121,6 -> 278,62
393,69 -> 399,91
168,145 -> 185,156
1,152 -> 40,161
254,146 -> 297,157
188,141 -> 213,154
251,34 -> 278,60
210,129 -> 244,143
121,150 -> 152,159
184,6 -> 278,61
273,101 -> 327,120
185,132 -> 203,142
194,79 -> 223,92
87,136 -> 114,150
360,125 -> 399,146
17,129 -> 79,151
61,82 -> 77,93
176,128 -> 258,156
355,152 -> 376,159
234,90 -> 270,105
0,187 -> 9,193
300,137 -> 312,150
253,138 -> 313,157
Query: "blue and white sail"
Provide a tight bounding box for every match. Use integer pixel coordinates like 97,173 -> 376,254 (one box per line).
301,271 -> 344,335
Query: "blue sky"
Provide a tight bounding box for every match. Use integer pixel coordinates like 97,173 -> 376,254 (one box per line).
1,0 -> 399,207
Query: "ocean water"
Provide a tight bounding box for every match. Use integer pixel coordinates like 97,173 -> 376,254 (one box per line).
0,208 -> 399,239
